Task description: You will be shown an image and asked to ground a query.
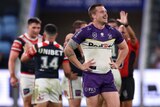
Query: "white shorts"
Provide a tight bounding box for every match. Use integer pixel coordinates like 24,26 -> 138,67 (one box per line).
33,78 -> 62,104
20,73 -> 35,98
61,76 -> 83,99
111,69 -> 122,92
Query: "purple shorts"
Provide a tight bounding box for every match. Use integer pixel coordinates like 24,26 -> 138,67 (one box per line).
82,71 -> 117,97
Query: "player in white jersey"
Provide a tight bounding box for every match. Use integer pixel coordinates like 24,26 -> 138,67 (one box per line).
8,17 -> 43,107
62,20 -> 87,107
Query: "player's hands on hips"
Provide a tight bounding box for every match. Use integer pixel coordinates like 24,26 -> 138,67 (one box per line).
10,76 -> 19,88
110,62 -> 118,69
82,59 -> 95,71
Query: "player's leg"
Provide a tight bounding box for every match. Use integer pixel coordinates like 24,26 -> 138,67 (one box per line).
101,71 -> 120,107
48,101 -> 62,107
83,73 -> 102,107
102,91 -> 120,107
98,95 -> 107,107
86,94 -> 99,107
33,79 -> 51,107
68,98 -> 81,107
121,100 -> 132,107
62,77 -> 82,107
20,74 -> 35,107
35,102 -> 48,107
69,77 -> 82,107
120,77 -> 135,107
49,79 -> 63,107
99,69 -> 122,107
23,95 -> 32,107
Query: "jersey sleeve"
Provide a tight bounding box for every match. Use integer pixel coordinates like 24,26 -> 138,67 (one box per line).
72,29 -> 86,44
63,55 -> 69,63
114,30 -> 124,44
11,38 -> 24,53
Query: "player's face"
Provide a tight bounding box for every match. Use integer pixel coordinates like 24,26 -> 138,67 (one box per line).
93,6 -> 108,24
63,34 -> 73,47
28,23 -> 41,38
75,23 -> 87,32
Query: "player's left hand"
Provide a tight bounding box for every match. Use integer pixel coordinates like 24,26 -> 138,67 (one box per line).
109,62 -> 118,69
117,11 -> 128,25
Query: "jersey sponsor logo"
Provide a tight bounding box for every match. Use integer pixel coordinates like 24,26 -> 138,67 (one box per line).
84,87 -> 96,93
108,33 -> 113,39
87,27 -> 91,31
92,32 -> 97,38
100,32 -> 104,37
38,48 -> 63,56
88,42 -> 112,48
122,90 -> 128,99
23,88 -> 30,95
75,90 -> 81,96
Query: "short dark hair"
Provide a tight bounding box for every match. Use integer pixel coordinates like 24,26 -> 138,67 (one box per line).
71,20 -> 87,33
88,3 -> 104,20
27,17 -> 41,25
108,18 -> 121,26
44,24 -> 57,36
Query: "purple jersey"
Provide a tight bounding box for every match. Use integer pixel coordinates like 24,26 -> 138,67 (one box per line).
72,24 -> 124,74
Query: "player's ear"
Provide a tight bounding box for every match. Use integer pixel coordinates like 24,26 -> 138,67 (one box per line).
54,33 -> 58,39
92,14 -> 96,20
55,33 -> 58,37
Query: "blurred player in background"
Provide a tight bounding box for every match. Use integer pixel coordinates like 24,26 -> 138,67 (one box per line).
64,4 -> 128,107
21,24 -> 76,107
8,17 -> 43,107
62,20 -> 87,107
108,11 -> 139,107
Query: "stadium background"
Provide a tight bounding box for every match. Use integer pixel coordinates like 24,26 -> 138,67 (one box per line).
0,0 -> 160,107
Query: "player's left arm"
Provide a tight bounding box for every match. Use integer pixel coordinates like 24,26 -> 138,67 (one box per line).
62,61 -> 78,80
125,25 -> 138,45
116,40 -> 128,67
21,45 -> 37,62
117,11 -> 138,45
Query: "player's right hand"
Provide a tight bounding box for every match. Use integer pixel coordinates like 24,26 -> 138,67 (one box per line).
24,43 -> 32,51
10,76 -> 19,88
82,59 -> 95,71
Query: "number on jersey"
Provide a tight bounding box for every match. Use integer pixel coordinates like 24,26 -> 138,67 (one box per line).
41,56 -> 58,70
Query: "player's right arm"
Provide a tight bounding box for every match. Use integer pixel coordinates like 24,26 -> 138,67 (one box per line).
62,60 -> 78,80
117,11 -> 138,45
64,39 -> 94,71
21,44 -> 37,62
8,38 -> 22,87
9,51 -> 19,87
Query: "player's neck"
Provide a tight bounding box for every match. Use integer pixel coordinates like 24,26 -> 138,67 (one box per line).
46,38 -> 55,42
92,22 -> 105,30
27,32 -> 38,39
25,33 -> 38,40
